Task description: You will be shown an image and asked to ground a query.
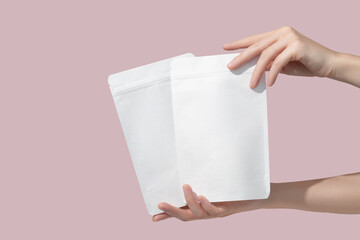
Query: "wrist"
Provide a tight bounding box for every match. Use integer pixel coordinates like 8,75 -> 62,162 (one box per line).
327,51 -> 360,85
262,182 -> 300,209
327,51 -> 345,80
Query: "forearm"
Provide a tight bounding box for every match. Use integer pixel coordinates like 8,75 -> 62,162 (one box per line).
265,172 -> 360,214
329,52 -> 360,88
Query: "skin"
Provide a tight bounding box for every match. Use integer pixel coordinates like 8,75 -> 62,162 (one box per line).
224,26 -> 360,88
153,173 -> 360,222
153,26 -> 360,222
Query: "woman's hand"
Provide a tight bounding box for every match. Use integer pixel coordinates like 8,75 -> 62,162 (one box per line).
223,26 -> 339,88
153,173 -> 360,222
152,184 -> 267,222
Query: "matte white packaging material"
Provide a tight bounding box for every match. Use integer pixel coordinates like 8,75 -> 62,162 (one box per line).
108,53 -> 195,216
170,53 -> 270,203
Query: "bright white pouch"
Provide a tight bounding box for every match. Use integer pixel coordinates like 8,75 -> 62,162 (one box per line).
108,53 -> 195,215
170,53 -> 270,202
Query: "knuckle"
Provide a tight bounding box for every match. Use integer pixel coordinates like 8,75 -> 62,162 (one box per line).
272,58 -> 281,68
279,25 -> 294,33
247,42 -> 261,53
252,41 -> 262,50
252,41 -> 260,47
260,48 -> 272,60
248,43 -> 263,56
278,26 -> 299,40
291,38 -> 304,50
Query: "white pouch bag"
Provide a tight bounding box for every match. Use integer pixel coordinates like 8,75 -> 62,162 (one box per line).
170,53 -> 270,202
108,53 -> 195,215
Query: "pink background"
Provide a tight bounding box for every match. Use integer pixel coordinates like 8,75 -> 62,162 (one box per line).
1,0 -> 359,239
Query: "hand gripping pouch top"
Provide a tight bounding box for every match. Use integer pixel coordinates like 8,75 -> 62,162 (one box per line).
170,53 -> 270,202
108,53 -> 195,215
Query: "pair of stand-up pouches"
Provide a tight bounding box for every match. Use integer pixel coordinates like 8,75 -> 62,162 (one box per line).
108,53 -> 270,216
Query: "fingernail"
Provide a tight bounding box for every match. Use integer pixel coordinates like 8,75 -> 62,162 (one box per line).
227,60 -> 234,68
249,79 -> 255,88
183,184 -> 192,192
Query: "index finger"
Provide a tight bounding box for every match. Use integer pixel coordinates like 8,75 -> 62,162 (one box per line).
223,29 -> 276,50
